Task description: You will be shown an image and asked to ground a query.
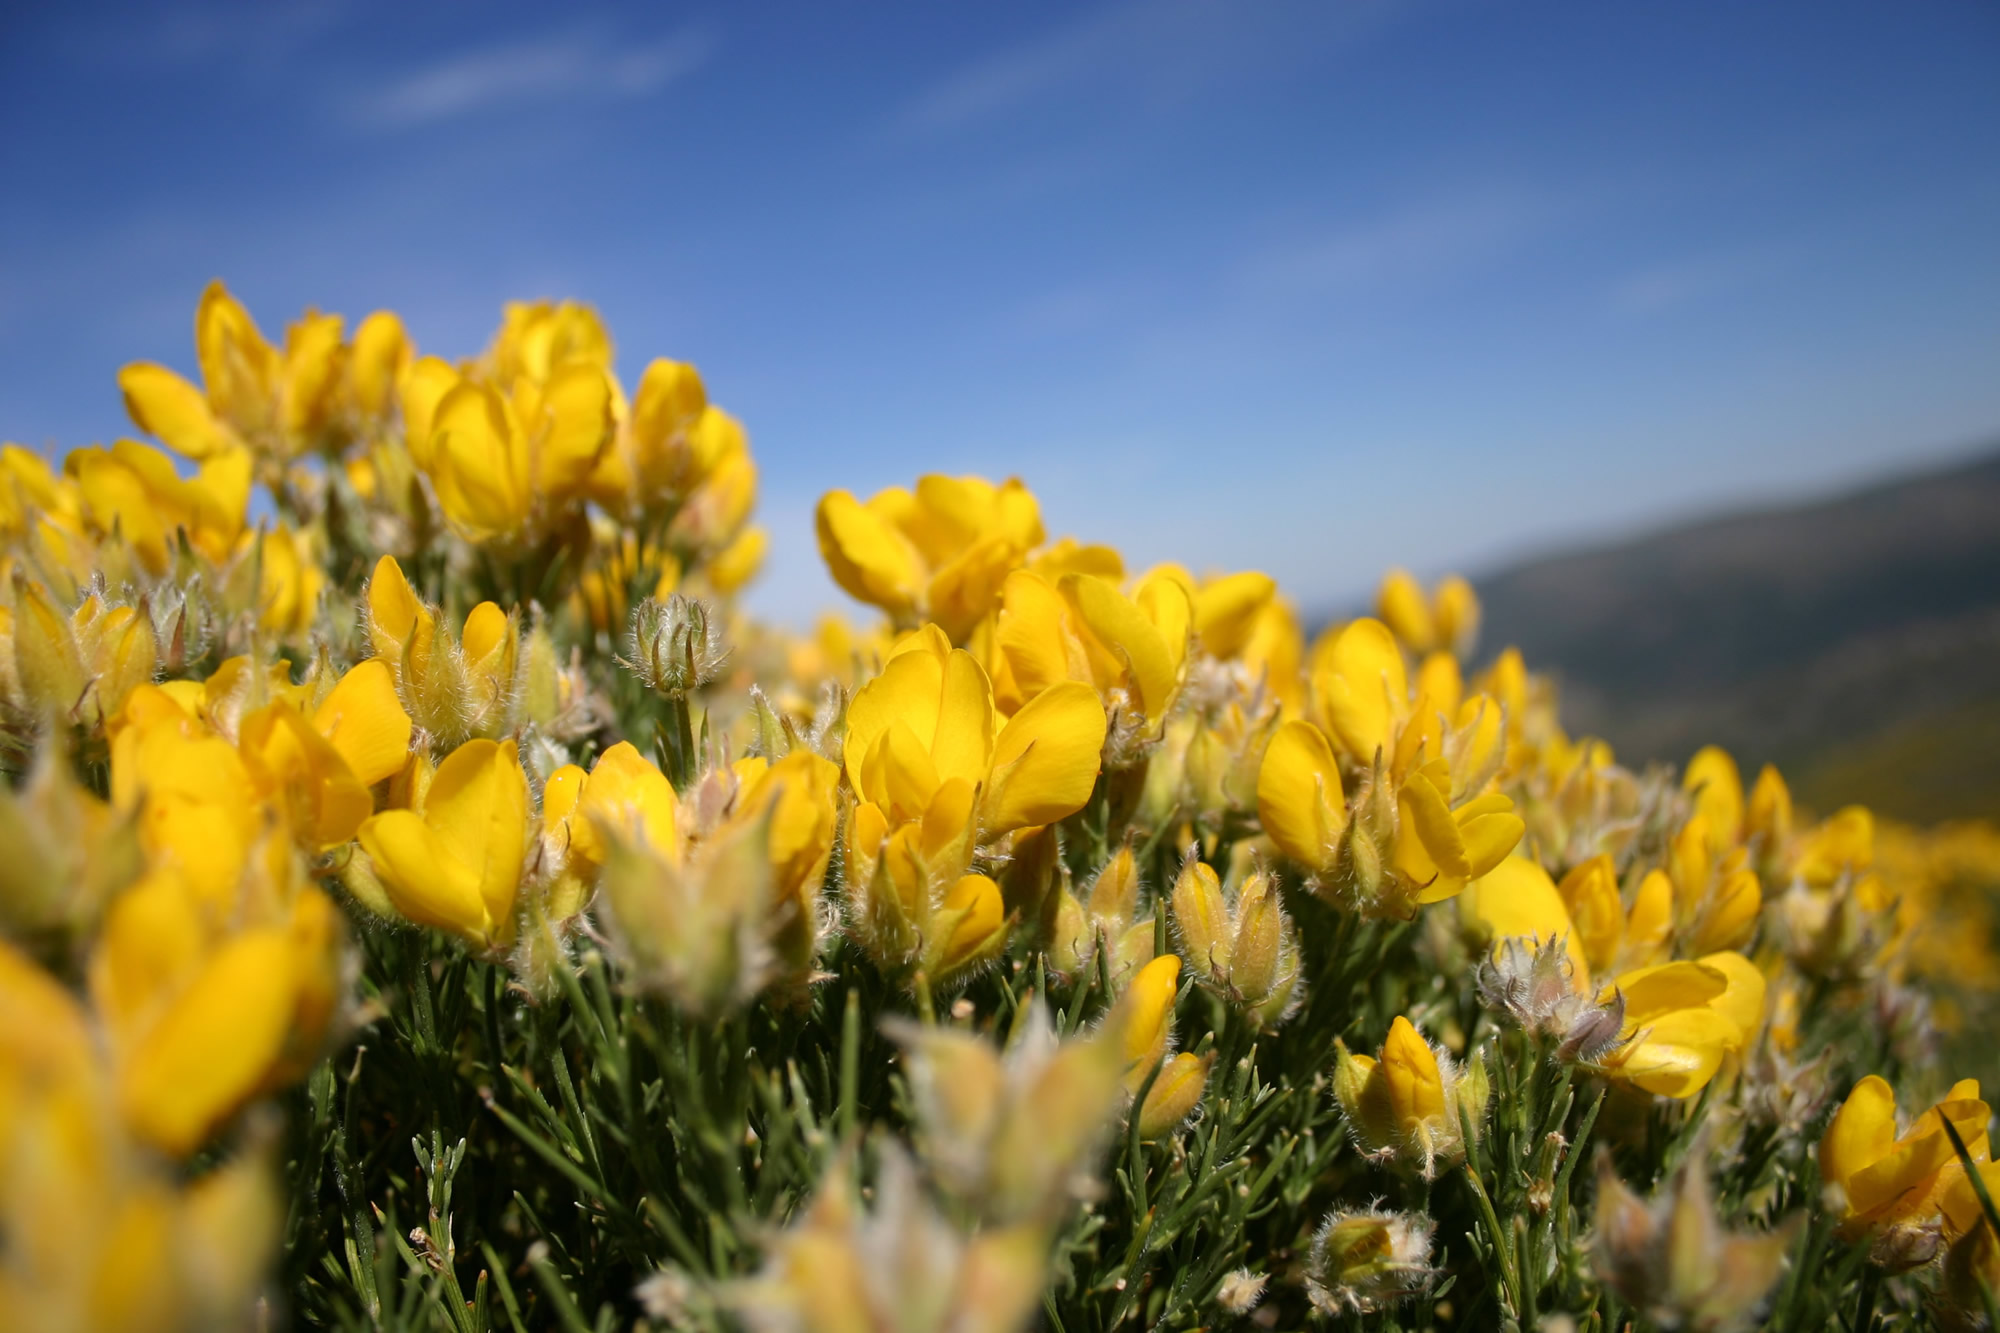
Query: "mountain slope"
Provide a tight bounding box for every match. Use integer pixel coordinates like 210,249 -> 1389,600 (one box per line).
1472,447 -> 2000,820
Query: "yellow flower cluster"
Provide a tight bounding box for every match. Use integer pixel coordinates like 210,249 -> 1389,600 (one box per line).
0,280 -> 1991,1330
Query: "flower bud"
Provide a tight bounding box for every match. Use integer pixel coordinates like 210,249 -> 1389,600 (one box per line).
1168,852 -> 1224,976
1137,1050 -> 1212,1139
1592,1145 -> 1798,1331
1228,872 -> 1285,1006
624,593 -> 727,699
1306,1209 -> 1435,1315
1116,954 -> 1181,1095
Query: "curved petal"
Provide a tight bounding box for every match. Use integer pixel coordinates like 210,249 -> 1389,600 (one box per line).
983,681 -> 1106,836
1255,719 -> 1344,875
313,659 -> 413,788
118,362 -> 236,460
357,810 -> 489,943
119,928 -> 298,1156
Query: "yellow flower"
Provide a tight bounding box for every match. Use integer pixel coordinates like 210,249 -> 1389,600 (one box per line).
1257,670 -> 1522,919
357,738 -> 531,948
419,365 -> 616,542
1820,1074 -> 1991,1236
253,523 -> 325,637
845,624 -> 1106,844
487,299 -> 613,385
816,474 -> 1045,641
237,659 -> 411,850
91,866 -> 342,1156
364,555 -> 524,742
1332,1015 -> 1488,1176
587,358 -> 709,519
1589,954 -> 1763,1098
1375,570 -> 1479,657
346,310 -> 412,424
991,567 -> 1192,758
68,439 -> 250,574
119,282 -> 354,466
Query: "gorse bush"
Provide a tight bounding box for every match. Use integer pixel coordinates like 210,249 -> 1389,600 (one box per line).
0,284 -> 1996,1332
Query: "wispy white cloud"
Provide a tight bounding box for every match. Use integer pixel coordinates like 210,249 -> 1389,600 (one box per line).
887,0 -> 1409,143
1235,186 -> 1565,298
350,26 -> 712,131
1609,249 -> 1779,316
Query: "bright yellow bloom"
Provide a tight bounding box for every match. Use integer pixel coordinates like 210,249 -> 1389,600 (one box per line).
587,358 -> 709,519
1375,570 -> 1479,657
119,282 -> 354,467
1589,954 -> 1763,1098
816,474 -> 1045,641
844,624 -> 1106,843
237,659 -> 411,850
67,439 -> 250,574
487,299 -> 613,385
92,868 -> 342,1156
1333,1015 -> 1488,1176
346,310 -> 412,423
357,738 -> 530,948
990,566 -> 1192,758
417,365 -> 616,542
1257,649 -> 1522,918
1820,1074 -> 1991,1236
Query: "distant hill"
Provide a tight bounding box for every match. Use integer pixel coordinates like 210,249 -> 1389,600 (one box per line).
1471,447 -> 2000,821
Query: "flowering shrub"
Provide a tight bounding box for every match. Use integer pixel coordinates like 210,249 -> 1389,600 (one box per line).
0,284 -> 1996,1331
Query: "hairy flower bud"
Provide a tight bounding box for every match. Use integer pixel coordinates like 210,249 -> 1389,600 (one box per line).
1306,1209 -> 1435,1315
625,593 -> 727,699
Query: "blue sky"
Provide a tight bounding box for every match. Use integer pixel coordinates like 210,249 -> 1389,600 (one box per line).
3,0 -> 1997,624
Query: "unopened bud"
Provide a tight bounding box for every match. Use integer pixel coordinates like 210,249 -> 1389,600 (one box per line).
625,593 -> 727,698
1306,1210 -> 1435,1315
1229,873 -> 1284,1005
1137,1051 -> 1212,1139
1170,854 -> 1230,982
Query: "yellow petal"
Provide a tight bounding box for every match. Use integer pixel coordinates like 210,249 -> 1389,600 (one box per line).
1696,950 -> 1765,1047
930,648 -> 996,791
816,489 -> 924,620
1064,573 -> 1178,725
1316,618 -> 1408,763
1255,719 -> 1344,875
1376,570 -> 1435,653
118,362 -> 236,460
1607,960 -> 1728,1024
1460,856 -> 1583,984
575,741 -> 679,863
1192,571 -> 1275,659
1605,1007 -> 1737,1098
429,381 -> 527,539
357,810 -> 490,943
349,311 -> 410,419
995,568 -> 1083,705
313,659 -> 413,787
1820,1074 -> 1898,1191
938,873 -> 1006,973
1683,746 -> 1744,854
983,680 -> 1106,836
1381,1015 -> 1445,1127
844,643 -> 948,795
532,362 -> 616,496
119,927 -> 298,1156
401,356 -> 460,469
423,738 -> 529,937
